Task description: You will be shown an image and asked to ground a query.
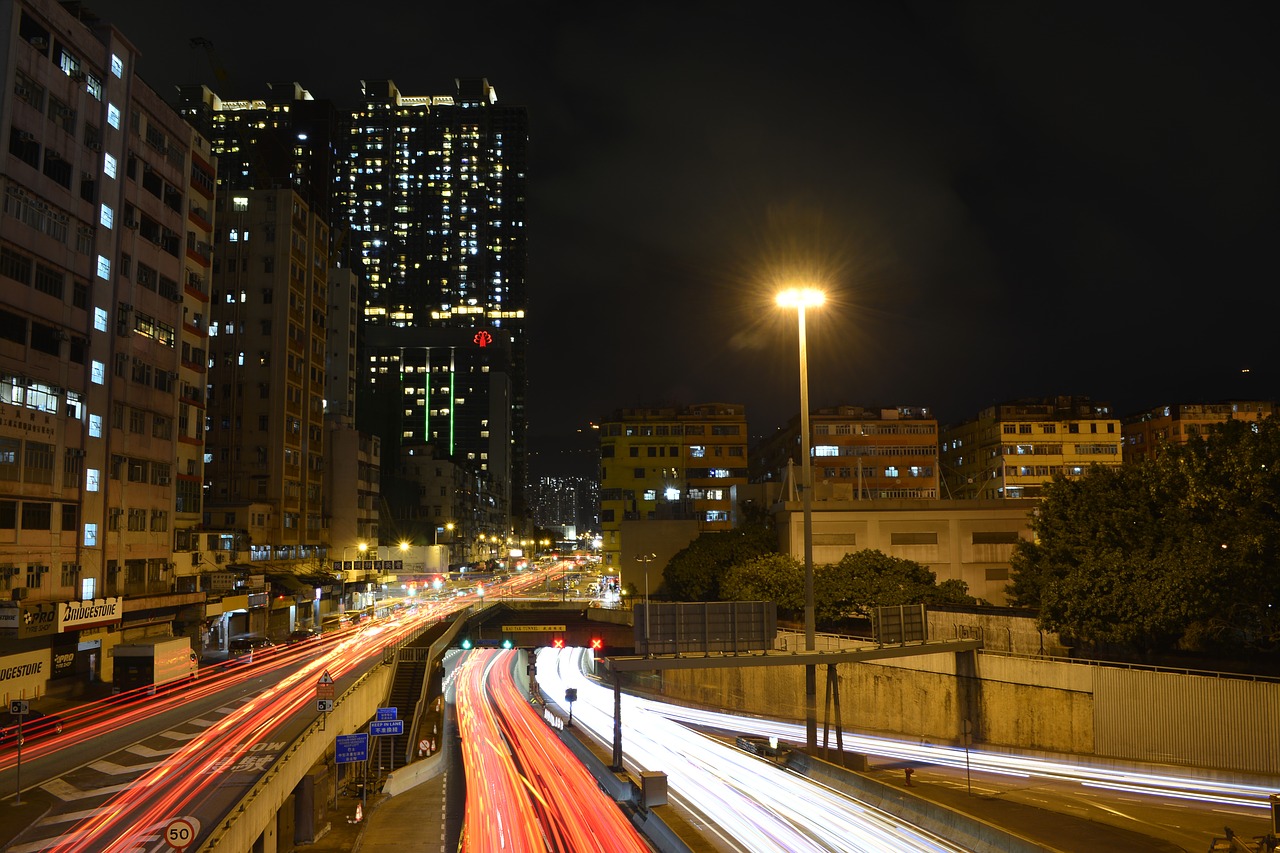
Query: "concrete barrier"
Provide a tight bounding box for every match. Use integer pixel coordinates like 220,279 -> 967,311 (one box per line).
382,752 -> 445,797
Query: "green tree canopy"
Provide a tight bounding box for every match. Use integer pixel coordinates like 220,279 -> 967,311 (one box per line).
818,550 -> 975,622
722,553 -> 805,613
660,520 -> 776,601
1010,417 -> 1280,655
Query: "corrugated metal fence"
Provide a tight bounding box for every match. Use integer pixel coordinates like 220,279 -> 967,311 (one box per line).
1093,665 -> 1280,775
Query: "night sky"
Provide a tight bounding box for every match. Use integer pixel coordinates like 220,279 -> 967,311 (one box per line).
88,1 -> 1280,457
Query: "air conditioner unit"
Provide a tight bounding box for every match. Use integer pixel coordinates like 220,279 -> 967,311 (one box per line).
54,330 -> 71,341
157,476 -> 170,486
15,86 -> 31,98
29,37 -> 47,50
18,131 -> 35,142
124,217 -> 138,229
214,553 -> 225,564
191,551 -> 201,566
88,141 -> 101,152
11,588 -> 28,601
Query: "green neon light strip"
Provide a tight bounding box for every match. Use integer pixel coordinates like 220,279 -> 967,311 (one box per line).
449,351 -> 456,456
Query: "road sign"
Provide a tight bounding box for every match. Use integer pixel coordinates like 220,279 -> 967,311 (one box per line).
501,624 -> 566,632
317,682 -> 335,700
9,699 -> 28,715
318,670 -> 334,684
164,816 -> 196,851
317,699 -> 335,712
375,707 -> 397,721
335,732 -> 368,764
370,719 -> 404,737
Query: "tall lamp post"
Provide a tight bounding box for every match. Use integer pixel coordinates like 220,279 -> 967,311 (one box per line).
636,552 -> 657,654
778,286 -> 824,751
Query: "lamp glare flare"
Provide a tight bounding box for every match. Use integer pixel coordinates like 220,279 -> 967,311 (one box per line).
776,288 -> 825,309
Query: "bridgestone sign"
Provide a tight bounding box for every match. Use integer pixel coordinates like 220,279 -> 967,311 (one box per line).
58,598 -> 122,632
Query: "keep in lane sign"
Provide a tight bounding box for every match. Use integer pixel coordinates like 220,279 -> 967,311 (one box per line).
370,719 -> 404,737
335,733 -> 368,764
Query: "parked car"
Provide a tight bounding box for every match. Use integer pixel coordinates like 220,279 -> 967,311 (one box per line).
287,628 -> 320,644
0,709 -> 65,748
228,636 -> 275,663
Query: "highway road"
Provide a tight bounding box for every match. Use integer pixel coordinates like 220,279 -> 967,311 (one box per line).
454,649 -> 651,852
537,647 -> 970,853
0,605 -> 459,853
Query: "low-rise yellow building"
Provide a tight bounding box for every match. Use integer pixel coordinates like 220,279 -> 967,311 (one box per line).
941,396 -> 1122,500
598,403 -> 747,574
1121,401 -> 1277,464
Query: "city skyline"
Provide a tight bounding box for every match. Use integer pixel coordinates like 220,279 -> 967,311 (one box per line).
90,1 -> 1279,446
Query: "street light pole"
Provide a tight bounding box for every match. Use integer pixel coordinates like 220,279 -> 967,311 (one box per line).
636,552 -> 656,654
778,287 -> 824,752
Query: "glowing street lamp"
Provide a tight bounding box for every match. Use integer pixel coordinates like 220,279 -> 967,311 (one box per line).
434,522 -> 455,546
777,286 -> 824,750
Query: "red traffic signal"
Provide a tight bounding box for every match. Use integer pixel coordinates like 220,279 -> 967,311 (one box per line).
589,637 -> 604,651
551,637 -> 565,649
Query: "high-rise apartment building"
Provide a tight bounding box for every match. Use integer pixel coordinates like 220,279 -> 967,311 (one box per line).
940,396 -> 1122,499
1121,401 -> 1277,464
178,77 -> 529,546
598,404 -> 748,571
351,78 -> 529,535
751,405 -> 940,499
1,0 -> 214,691
203,188 -> 329,553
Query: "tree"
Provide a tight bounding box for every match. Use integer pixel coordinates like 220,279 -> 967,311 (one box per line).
818,550 -> 975,622
722,553 -> 805,614
660,521 -> 776,601
1010,417 -> 1280,656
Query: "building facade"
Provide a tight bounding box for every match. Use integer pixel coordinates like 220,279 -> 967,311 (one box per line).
0,0 -> 217,696
940,396 -> 1123,500
1121,401 -> 1277,464
203,187 -> 329,558
752,405 -> 939,500
351,77 -> 529,531
598,403 -> 748,571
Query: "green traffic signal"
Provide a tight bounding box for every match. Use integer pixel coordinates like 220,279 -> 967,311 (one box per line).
501,638 -> 513,649
461,638 -> 473,650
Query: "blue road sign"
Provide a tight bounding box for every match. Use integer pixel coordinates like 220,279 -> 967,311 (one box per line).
375,707 -> 398,721
370,719 -> 405,737
335,733 -> 369,764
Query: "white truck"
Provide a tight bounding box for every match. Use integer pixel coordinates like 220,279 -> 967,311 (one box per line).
113,637 -> 198,694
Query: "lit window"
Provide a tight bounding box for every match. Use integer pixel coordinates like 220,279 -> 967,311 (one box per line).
107,103 -> 121,129
89,414 -> 102,437
86,469 -> 100,491
690,445 -> 705,458
99,205 -> 113,229
83,522 -> 97,547
94,308 -> 108,332
886,466 -> 900,478
111,54 -> 123,78
96,255 -> 110,280
103,153 -> 117,178
814,445 -> 839,457
642,489 -> 656,501
664,487 -> 680,501
232,196 -> 249,211
91,361 -> 105,384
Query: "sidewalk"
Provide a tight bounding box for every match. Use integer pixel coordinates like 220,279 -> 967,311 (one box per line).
300,763 -> 452,852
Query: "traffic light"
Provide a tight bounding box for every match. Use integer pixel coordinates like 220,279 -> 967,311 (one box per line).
501,638 -> 513,650
551,637 -> 565,649
589,637 -> 604,651
460,637 -> 473,650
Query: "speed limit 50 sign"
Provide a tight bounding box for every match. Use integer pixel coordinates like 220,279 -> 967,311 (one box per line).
165,816 -> 197,851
